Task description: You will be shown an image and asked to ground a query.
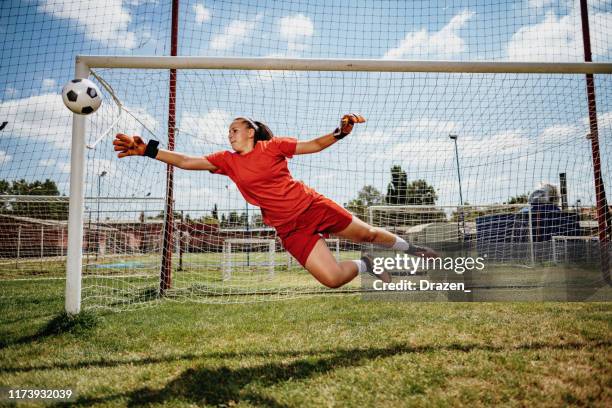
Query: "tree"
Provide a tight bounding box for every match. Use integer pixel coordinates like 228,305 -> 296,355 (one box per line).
382,169 -> 441,226
506,194 -> 529,205
346,185 -> 383,220
386,165 -> 408,205
450,202 -> 487,222
406,179 -> 438,205
198,215 -> 220,225
212,204 -> 219,220
251,213 -> 265,228
227,211 -> 240,227
148,210 -> 182,220
0,178 -> 68,220
357,185 -> 383,207
0,179 -> 10,195
9,179 -> 60,196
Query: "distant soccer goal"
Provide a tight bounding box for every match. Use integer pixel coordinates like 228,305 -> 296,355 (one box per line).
552,236 -> 600,264
222,238 -> 276,281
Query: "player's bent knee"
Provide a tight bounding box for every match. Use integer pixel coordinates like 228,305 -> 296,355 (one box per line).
321,271 -> 346,288
308,265 -> 345,288
322,277 -> 345,289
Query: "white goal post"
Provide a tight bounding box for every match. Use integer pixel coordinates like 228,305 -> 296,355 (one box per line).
64,56 -> 612,314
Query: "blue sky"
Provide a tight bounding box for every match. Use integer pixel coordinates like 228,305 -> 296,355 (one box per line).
0,0 -> 611,220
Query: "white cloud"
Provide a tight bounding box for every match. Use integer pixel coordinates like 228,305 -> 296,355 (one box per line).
279,14 -> 314,53
528,0 -> 555,8
486,130 -> 533,155
210,15 -> 261,50
0,93 -> 71,147
590,11 -> 612,58
0,150 -> 12,165
367,122 -> 530,168
39,159 -> 55,167
125,0 -> 158,5
349,128 -> 392,146
537,123 -> 583,144
42,78 -> 57,91
4,87 -> 18,99
384,10 -> 474,59
116,105 -> 159,137
506,7 -> 612,61
88,158 -> 117,176
180,108 -> 233,147
506,12 -> 581,61
38,0 -> 137,49
595,111 -> 612,129
349,119 -> 459,155
347,119 -> 457,167
399,118 -> 459,135
0,92 -> 157,154
39,159 -> 69,173
193,3 -> 211,24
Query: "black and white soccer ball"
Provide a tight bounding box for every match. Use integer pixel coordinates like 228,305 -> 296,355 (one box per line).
61,78 -> 102,115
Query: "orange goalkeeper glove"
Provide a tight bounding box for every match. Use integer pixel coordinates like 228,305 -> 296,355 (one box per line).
113,133 -> 153,158
332,113 -> 366,140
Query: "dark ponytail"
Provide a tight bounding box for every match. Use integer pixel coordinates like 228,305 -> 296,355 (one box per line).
236,117 -> 273,146
253,121 -> 273,144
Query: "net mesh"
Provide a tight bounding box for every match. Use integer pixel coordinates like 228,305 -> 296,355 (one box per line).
66,68 -> 612,308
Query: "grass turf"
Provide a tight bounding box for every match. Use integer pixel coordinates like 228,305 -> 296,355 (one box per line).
0,276 -> 611,407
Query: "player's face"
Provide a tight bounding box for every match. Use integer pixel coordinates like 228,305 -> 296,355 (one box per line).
228,120 -> 254,153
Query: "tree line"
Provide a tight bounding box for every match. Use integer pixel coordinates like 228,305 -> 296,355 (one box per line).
1,173 -> 532,227
0,179 -> 68,220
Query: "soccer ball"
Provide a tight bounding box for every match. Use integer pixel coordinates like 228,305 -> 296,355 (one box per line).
61,78 -> 102,115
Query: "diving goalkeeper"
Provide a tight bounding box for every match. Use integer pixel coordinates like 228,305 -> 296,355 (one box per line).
113,114 -> 438,287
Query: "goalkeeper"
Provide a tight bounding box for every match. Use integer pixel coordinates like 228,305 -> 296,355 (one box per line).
113,114 -> 438,287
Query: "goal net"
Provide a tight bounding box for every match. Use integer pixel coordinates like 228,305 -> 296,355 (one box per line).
52,58 -> 609,311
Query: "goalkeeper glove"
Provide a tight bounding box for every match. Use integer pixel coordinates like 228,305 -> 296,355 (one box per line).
332,113 -> 366,140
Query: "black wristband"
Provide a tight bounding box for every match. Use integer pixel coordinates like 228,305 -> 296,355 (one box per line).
333,127 -> 348,140
144,140 -> 159,158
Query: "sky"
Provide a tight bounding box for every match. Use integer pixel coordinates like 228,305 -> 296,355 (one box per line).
0,0 -> 611,222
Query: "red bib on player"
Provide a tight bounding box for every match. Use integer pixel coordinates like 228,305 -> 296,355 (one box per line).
206,137 -> 320,227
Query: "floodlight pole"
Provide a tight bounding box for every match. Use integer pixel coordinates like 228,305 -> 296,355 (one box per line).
450,134 -> 465,241
96,171 -> 107,225
225,185 -> 230,225
94,170 -> 107,261
65,59 -> 89,315
246,201 -> 250,266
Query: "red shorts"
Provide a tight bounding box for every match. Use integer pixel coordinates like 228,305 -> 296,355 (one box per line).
275,196 -> 353,267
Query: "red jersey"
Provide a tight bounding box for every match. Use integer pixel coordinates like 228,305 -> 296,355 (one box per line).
205,137 -> 321,227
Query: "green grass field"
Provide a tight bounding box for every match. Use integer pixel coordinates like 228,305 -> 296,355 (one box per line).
1,272 -> 611,407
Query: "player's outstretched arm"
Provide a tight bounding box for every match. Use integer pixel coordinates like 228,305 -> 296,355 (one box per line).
295,114 -> 366,155
113,134 -> 218,171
